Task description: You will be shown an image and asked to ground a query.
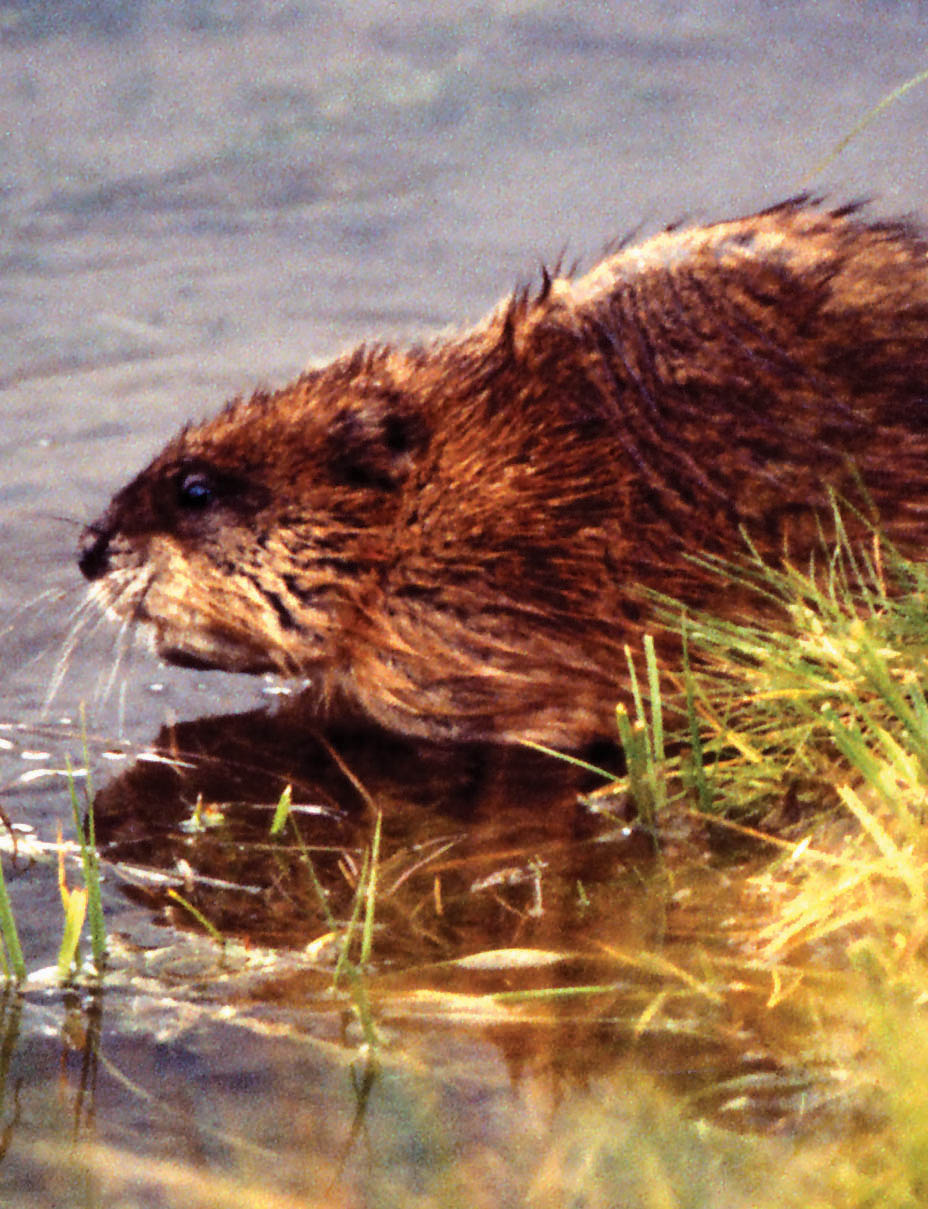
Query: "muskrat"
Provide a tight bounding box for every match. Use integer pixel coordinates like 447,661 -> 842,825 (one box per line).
77,198 -> 928,748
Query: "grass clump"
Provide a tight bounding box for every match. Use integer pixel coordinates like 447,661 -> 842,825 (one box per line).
610,528 -> 928,1206
615,634 -> 667,830
604,523 -> 928,834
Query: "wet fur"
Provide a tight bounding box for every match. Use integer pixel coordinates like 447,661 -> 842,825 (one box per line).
78,198 -> 928,746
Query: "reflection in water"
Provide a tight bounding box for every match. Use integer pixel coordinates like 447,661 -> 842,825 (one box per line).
0,899 -> 852,1209
0,991 -> 24,1158
4,651 -> 848,1199
93,691 -> 632,949
85,694 -> 845,1141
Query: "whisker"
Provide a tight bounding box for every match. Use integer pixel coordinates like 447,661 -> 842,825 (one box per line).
117,679 -> 128,740
37,513 -> 88,531
40,562 -> 150,713
98,610 -> 137,704
43,594 -> 101,711
0,585 -> 71,642
92,567 -> 157,707
54,587 -> 101,636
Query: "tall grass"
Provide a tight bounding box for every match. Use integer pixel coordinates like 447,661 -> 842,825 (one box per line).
615,529 -> 928,1206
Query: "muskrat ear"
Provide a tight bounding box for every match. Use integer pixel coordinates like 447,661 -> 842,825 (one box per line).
328,397 -> 429,491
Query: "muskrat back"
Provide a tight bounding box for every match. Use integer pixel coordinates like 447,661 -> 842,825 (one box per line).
78,198 -> 928,747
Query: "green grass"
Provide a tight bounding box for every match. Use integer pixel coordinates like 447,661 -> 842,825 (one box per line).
0,848 -> 26,983
619,530 -> 928,1206
0,739 -> 107,987
591,521 -> 928,830
66,737 -> 107,977
271,785 -> 383,1048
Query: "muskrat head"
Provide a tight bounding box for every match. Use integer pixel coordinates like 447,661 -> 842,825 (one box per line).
78,347 -> 431,684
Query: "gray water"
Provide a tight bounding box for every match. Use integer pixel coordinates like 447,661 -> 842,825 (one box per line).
1,3 -> 928,1204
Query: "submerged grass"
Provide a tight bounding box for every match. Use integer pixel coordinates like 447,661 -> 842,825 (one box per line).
272,785 -> 383,1048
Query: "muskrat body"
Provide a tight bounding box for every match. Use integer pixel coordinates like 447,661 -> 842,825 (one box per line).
78,198 -> 928,747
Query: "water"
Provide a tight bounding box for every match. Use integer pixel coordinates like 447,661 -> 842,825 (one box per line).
1,2 -> 927,1204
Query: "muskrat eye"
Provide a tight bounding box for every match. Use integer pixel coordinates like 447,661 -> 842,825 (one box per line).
177,471 -> 216,509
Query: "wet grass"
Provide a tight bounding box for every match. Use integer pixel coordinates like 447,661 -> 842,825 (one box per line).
65,736 -> 106,977
627,528 -> 928,1206
0,743 -> 106,986
485,520 -> 928,1204
0,847 -> 26,981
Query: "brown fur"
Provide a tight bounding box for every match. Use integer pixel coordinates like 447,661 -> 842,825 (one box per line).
78,198 -> 928,747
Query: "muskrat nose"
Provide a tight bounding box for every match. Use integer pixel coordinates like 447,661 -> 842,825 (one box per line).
78,524 -> 111,581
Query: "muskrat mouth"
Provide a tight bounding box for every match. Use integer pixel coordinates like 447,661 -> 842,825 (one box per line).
154,627 -> 278,675
158,645 -> 222,672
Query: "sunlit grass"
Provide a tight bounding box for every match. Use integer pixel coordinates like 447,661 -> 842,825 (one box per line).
634,528 -> 928,1206
614,633 -> 667,830
66,743 -> 106,976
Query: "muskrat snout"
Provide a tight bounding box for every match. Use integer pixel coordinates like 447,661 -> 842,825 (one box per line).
78,523 -> 112,582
